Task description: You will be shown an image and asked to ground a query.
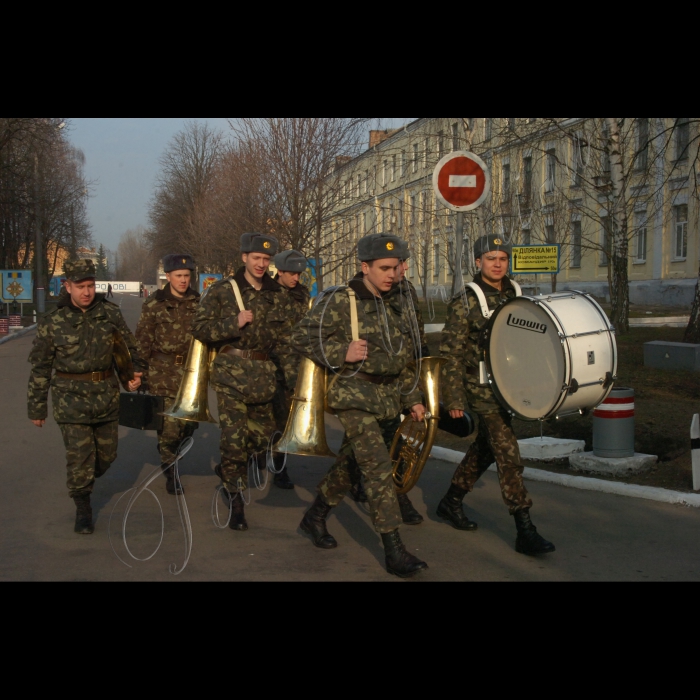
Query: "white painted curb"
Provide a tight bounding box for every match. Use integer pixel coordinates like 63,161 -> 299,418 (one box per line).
0,324 -> 36,346
430,445 -> 700,509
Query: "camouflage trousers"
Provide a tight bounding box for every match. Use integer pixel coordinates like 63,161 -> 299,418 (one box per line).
216,388 -> 276,493
59,421 -> 118,498
272,381 -> 292,434
452,410 -> 532,514
319,410 -> 402,534
158,396 -> 198,467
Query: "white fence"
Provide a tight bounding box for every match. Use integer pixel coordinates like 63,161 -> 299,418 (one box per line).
96,281 -> 140,294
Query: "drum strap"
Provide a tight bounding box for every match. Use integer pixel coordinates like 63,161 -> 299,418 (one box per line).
229,279 -> 246,312
466,280 -> 523,319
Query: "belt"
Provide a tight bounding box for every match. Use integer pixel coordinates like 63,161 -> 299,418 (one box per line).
151,352 -> 187,366
55,369 -> 114,382
220,347 -> 270,362
339,370 -> 399,386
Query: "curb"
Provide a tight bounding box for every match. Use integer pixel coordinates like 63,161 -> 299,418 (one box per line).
0,324 -> 37,346
430,446 -> 700,509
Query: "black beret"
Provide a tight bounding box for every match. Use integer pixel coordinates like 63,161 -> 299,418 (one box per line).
241,233 -> 279,256
474,234 -> 512,260
357,234 -> 405,262
274,250 -> 307,273
163,254 -> 196,273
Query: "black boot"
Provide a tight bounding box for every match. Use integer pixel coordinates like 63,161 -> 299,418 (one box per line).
163,465 -> 185,496
436,484 -> 478,531
272,455 -> 294,490
397,492 -> 423,525
300,495 -> 337,549
514,509 -> 555,555
349,480 -> 368,503
229,494 -> 248,532
73,493 -> 94,535
381,530 -> 428,579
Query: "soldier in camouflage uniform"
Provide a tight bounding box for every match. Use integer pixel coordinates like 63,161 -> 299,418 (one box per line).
27,259 -> 145,534
269,249 -> 310,490
191,233 -> 295,532
437,234 -> 555,556
293,233 -> 429,579
135,254 -> 200,496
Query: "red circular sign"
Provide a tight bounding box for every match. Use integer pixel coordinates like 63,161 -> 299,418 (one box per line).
433,151 -> 491,212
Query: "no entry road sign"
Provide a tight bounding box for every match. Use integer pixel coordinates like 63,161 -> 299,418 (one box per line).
511,245 -> 560,274
433,151 -> 491,212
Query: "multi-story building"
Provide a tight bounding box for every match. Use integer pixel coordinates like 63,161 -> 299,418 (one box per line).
323,118 -> 699,306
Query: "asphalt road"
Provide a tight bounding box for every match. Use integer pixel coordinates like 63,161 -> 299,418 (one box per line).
1,292 -> 699,581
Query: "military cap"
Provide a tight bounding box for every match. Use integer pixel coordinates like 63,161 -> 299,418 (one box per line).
64,259 -> 96,282
274,250 -> 307,273
396,239 -> 411,261
241,232 -> 279,256
163,254 -> 196,273
357,234 -> 405,262
474,234 -> 512,260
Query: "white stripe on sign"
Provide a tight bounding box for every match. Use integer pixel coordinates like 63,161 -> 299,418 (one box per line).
449,175 -> 477,188
595,403 -> 635,412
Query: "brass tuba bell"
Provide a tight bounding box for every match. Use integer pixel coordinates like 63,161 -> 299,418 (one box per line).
273,357 -> 337,458
390,356 -> 446,494
161,338 -> 218,424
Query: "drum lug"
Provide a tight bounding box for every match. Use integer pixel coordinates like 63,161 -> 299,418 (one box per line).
602,372 -> 614,389
567,379 -> 580,395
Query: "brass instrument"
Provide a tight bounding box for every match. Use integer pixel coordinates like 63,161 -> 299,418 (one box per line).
390,356 -> 446,495
273,357 -> 336,458
161,338 -> 218,424
113,331 -> 135,387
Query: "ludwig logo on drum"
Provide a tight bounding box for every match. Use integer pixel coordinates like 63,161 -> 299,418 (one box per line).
506,313 -> 547,334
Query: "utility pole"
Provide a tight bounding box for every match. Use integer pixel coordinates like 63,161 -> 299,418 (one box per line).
452,211 -> 464,296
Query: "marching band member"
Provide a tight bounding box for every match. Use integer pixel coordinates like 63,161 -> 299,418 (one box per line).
135,254 -> 200,496
27,259 -> 144,534
437,235 -> 555,556
190,233 -> 295,532
269,249 -> 310,490
293,233 -> 428,578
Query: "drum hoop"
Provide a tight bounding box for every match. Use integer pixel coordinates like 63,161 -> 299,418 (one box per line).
486,296 -> 570,422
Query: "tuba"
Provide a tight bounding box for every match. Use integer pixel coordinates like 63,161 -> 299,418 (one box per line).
161,338 -> 218,424
273,357 -> 336,458
113,331 -> 135,387
390,356 -> 446,494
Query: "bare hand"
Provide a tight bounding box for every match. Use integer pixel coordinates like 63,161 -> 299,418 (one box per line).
346,340 -> 368,363
128,372 -> 143,393
411,404 -> 426,422
31,419 -> 45,428
238,310 -> 254,329
450,409 -> 464,420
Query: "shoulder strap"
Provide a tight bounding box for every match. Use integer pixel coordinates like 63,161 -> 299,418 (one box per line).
346,288 -> 360,342
229,278 -> 245,312
510,279 -> 523,297
465,283 -> 492,319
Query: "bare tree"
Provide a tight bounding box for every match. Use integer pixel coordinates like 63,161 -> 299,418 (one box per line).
117,226 -> 157,284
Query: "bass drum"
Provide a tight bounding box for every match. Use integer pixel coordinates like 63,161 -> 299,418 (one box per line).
485,291 -> 617,421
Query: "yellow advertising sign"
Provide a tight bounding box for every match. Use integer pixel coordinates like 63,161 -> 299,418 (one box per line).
511,245 -> 560,275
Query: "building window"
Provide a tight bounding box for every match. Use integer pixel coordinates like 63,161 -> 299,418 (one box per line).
601,123 -> 611,174
438,130 -> 445,158
600,216 -> 611,266
675,118 -> 690,161
420,191 -> 427,224
412,144 -> 418,173
522,156 -> 532,204
423,138 -> 430,168
401,151 -> 406,178
545,149 -> 556,192
363,170 -> 369,195
546,224 -> 555,244
571,221 -> 582,268
434,244 -> 440,278
388,202 -> 395,231
356,174 -> 361,198
634,213 -> 647,262
398,199 -> 404,229
502,163 -> 511,200
383,160 -> 388,187
391,154 -> 397,182
485,118 -> 492,142
522,228 -> 531,246
572,136 -> 584,187
410,195 -> 416,226
452,123 -> 459,151
674,204 -> 688,259
636,118 -> 649,171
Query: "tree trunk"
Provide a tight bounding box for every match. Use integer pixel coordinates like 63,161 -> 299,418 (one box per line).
606,118 -> 630,333
684,263 -> 700,343
551,273 -> 557,293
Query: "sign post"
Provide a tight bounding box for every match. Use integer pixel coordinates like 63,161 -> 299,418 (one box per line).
433,151 -> 491,295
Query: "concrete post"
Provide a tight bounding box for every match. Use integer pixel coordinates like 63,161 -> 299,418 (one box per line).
692,414 -> 700,492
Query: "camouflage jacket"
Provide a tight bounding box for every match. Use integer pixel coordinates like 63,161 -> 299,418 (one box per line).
190,267 -> 295,405
440,273 -> 518,415
135,284 -> 200,397
273,277 -> 311,391
27,294 -> 145,424
292,276 -> 423,419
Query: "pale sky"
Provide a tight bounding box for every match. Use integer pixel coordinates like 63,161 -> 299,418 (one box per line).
66,118 -> 415,256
